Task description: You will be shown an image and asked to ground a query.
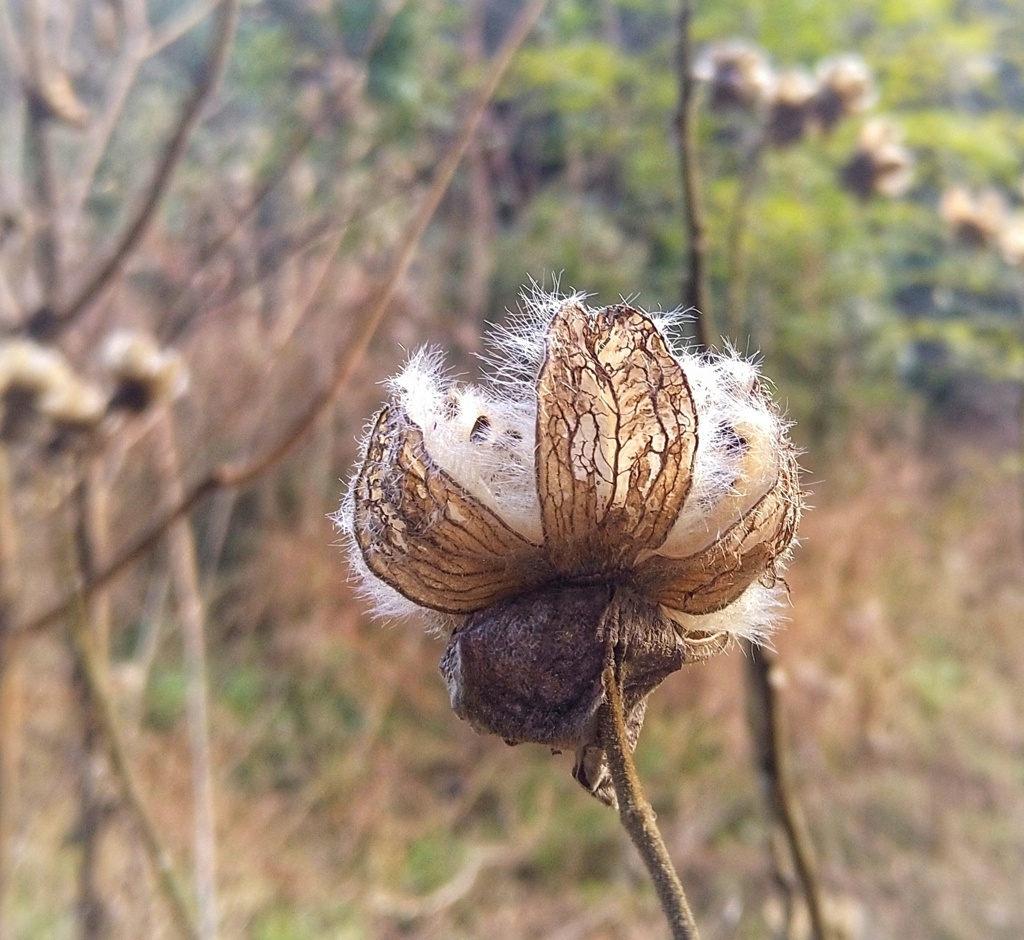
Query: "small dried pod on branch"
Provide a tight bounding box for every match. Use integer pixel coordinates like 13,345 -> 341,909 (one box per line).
0,339 -> 78,441
27,69 -> 90,127
764,69 -> 818,148
337,293 -> 802,805
810,54 -> 876,134
939,185 -> 1006,248
99,331 -> 189,414
694,40 -> 774,114
998,213 -> 1024,267
37,374 -> 107,452
839,118 -> 914,200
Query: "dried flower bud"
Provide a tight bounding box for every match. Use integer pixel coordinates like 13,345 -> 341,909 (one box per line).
0,340 -> 74,395
100,331 -> 189,412
998,213 -> 1024,266
0,340 -> 76,440
694,40 -> 774,113
811,55 -> 876,133
839,119 -> 913,200
939,185 -> 1006,248
29,70 -> 90,127
764,69 -> 817,147
337,292 -> 802,803
37,376 -> 107,431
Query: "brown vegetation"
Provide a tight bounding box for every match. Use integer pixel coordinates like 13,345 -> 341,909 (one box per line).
0,0 -> 1022,938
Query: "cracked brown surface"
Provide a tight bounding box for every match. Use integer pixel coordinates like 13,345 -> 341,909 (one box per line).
354,406 -> 549,614
638,447 -> 801,615
536,302 -> 698,576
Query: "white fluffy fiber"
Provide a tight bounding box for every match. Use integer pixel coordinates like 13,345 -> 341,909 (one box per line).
389,348 -> 543,544
341,289 -> 794,641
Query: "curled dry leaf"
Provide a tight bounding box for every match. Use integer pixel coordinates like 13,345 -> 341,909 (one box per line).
337,291 -> 803,803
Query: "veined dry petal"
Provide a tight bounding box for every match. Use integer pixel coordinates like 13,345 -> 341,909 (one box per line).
353,406 -> 550,614
536,303 -> 697,575
636,447 -> 801,615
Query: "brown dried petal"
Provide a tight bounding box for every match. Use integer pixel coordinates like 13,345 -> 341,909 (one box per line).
636,447 -> 801,615
536,303 -> 697,576
353,405 -> 550,614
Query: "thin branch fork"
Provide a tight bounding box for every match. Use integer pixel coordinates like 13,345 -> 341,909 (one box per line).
12,0 -> 549,640
48,0 -> 241,334
0,449 -> 22,938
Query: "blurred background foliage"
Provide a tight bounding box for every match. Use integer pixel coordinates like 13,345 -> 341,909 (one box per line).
1,0 -> 1023,937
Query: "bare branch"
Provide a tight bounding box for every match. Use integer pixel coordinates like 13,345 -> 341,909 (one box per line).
147,0 -> 221,58
0,448 -> 23,937
0,1 -> 23,79
160,0 -> 409,344
54,0 -> 241,331
744,644 -> 829,940
723,135 -> 766,343
68,459 -> 117,937
67,597 -> 198,940
13,0 -> 549,638
152,411 -> 219,940
66,0 -> 152,221
671,26 -> 829,934
369,775 -> 552,922
370,845 -> 518,921
23,0 -> 63,311
674,0 -> 712,349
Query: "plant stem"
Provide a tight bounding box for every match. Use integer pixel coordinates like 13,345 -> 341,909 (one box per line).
672,0 -> 827,928
674,0 -> 712,348
152,410 -> 219,940
56,0 -> 241,330
23,0 -> 62,314
744,643 -> 828,940
70,467 -> 115,939
598,663 -> 701,940
724,136 -> 766,343
0,448 -> 21,940
66,607 -> 198,940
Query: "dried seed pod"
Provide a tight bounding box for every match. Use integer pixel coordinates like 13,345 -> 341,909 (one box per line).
810,55 -> 876,133
939,185 -> 1006,248
337,292 -> 803,801
0,339 -> 76,440
100,331 -> 189,412
28,70 -> 90,127
694,40 -> 774,113
999,213 -> 1024,266
840,119 -> 914,200
0,339 -> 74,395
765,69 -> 817,147
37,376 -> 107,431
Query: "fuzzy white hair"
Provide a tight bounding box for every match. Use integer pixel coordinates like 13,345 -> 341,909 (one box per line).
338,289 -> 796,643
